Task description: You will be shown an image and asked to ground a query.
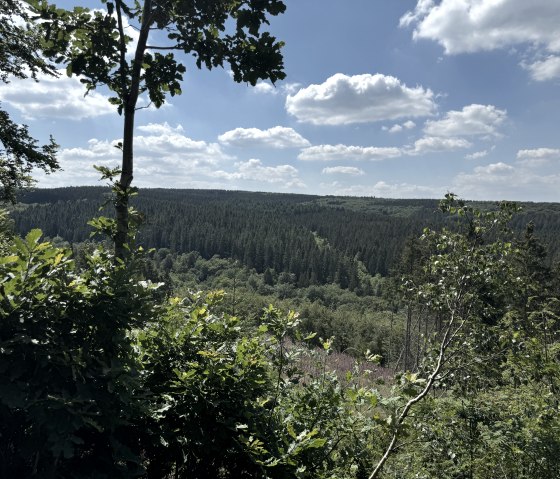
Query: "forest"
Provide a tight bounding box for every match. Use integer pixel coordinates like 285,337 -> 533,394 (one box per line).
2,0 -> 560,478
4,188 -> 560,478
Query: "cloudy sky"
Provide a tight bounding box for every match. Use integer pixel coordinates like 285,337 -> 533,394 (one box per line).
3,0 -> 560,201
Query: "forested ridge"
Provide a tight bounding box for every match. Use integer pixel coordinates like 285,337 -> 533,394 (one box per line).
12,187 -> 560,286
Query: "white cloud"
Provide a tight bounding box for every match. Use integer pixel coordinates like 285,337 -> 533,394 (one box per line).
218,126 -> 310,149
281,82 -> 302,95
452,161 -> 560,200
399,0 -> 435,28
383,120 -> 417,133
137,123 -> 184,135
326,180 -> 441,199
401,1 -> 560,80
0,70 -> 114,120
401,0 -> 560,54
36,122 -> 232,187
516,147 -> 560,167
212,159 -> 305,188
465,149 -> 489,160
524,56 -> 560,81
322,166 -> 365,176
423,104 -> 506,138
299,144 -> 402,162
252,81 -> 302,95
474,162 -> 515,176
253,82 -> 277,94
299,137 -> 471,161
408,136 -> 472,155
133,125 -> 229,165
286,73 -> 436,125
517,147 -> 560,160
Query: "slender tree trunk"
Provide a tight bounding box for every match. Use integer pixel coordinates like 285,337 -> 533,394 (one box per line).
404,302 -> 412,370
114,0 -> 152,259
115,105 -> 135,259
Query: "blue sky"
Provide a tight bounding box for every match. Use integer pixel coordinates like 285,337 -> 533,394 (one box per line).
2,0 -> 560,201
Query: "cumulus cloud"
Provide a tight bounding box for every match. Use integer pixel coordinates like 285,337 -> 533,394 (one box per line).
401,0 -> 560,80
517,148 -> 560,160
0,70 -> 114,120
37,122 -> 232,187
253,82 -> 277,94
252,82 -> 302,95
387,124 -> 403,133
465,149 -> 490,160
408,136 -> 472,155
423,104 -> 506,138
325,180 -> 441,199
474,162 -> 515,176
213,159 -> 305,188
322,166 -> 365,176
299,144 -> 402,162
137,123 -> 184,135
452,161 -> 560,200
524,56 -> 560,81
286,73 -> 436,125
383,120 -> 417,133
516,147 -> 560,167
132,123 -> 229,165
401,0 -> 560,54
218,126 -> 310,149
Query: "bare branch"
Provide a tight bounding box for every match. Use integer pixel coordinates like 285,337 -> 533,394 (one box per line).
114,1 -> 129,99
145,45 -> 182,50
135,101 -> 153,111
368,311 -> 459,479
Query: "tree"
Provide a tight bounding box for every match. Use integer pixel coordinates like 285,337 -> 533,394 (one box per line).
0,0 -> 58,203
369,194 -> 522,478
28,0 -> 286,258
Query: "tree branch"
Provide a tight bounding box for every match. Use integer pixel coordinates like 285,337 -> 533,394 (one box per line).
145,45 -> 182,50
114,0 -> 129,98
368,311 -> 460,479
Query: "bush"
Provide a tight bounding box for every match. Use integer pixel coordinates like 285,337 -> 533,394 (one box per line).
0,231 -> 381,478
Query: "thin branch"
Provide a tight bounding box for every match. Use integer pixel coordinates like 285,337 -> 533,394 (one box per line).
114,0 -> 129,98
135,101 -> 153,111
145,45 -> 182,50
368,311 -> 458,479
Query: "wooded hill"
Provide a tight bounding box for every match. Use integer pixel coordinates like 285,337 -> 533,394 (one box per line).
11,187 -> 560,289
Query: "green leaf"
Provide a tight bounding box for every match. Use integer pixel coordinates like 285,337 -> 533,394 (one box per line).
25,229 -> 42,245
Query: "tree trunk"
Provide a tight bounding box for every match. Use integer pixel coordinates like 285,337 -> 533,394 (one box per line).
115,105 -> 135,259
114,0 -> 152,259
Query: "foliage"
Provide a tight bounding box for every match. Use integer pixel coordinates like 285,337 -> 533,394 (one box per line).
26,0 -> 286,256
0,230 -> 155,477
3,193 -> 560,477
0,229 -> 384,478
0,0 -> 59,203
372,194 -> 560,478
135,297 -> 383,478
0,208 -> 14,254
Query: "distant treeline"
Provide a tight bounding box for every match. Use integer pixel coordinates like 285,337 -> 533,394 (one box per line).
11,187 -> 560,289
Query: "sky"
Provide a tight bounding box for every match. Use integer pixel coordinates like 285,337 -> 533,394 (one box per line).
2,0 -> 560,201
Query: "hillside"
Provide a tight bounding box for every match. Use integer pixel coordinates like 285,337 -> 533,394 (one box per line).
11,188 -> 560,288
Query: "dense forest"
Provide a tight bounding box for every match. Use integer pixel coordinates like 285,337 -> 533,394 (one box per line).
12,187 -> 560,287
3,193 -> 560,478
